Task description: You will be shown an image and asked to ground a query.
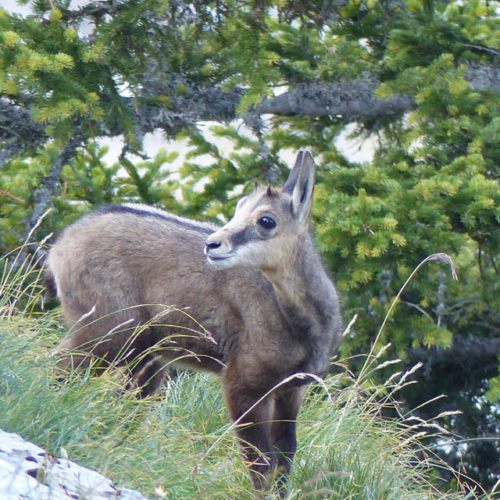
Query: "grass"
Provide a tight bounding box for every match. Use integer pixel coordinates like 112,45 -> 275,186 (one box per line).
0,247 -> 496,499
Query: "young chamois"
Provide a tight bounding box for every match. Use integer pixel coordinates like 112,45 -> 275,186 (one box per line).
46,151 -> 342,493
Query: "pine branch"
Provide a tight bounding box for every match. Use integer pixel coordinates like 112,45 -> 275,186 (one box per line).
130,61 -> 500,135
2,62 -> 499,166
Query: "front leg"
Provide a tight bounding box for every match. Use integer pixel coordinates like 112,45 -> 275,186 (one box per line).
271,385 -> 307,493
222,366 -> 275,491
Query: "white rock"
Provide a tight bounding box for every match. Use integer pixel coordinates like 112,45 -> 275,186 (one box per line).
0,429 -> 149,500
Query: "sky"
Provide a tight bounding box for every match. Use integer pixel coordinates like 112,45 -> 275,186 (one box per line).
3,0 -> 32,16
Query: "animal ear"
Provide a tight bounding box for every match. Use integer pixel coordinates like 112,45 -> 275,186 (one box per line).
283,151 -> 316,223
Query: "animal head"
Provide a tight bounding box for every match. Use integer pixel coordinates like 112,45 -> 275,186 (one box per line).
204,151 -> 316,272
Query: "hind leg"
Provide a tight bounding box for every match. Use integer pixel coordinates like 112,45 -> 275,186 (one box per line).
127,353 -> 169,397
52,306 -> 150,380
51,333 -> 110,373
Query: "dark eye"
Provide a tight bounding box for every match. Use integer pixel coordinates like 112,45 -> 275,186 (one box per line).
257,216 -> 276,230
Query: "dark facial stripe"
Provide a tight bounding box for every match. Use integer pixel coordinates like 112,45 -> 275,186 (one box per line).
94,204 -> 216,236
229,226 -> 257,247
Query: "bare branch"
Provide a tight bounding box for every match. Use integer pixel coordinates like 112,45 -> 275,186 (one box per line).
257,79 -> 414,122
25,134 -> 83,242
465,60 -> 500,92
0,99 -> 45,169
61,0 -> 127,19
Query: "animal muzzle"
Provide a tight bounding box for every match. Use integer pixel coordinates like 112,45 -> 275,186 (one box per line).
204,232 -> 234,264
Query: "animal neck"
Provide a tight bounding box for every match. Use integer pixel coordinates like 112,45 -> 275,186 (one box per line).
261,232 -> 338,338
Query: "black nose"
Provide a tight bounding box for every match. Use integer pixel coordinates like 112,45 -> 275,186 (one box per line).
205,240 -> 221,251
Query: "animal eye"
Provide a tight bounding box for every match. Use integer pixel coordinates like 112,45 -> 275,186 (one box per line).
257,216 -> 276,230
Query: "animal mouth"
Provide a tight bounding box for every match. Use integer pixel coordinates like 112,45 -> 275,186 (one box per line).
207,254 -> 233,261
205,253 -> 236,268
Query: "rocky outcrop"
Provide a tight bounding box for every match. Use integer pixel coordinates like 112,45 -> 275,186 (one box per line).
0,429 -> 149,500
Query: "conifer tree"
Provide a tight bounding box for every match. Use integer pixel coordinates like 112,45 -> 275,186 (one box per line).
1,0 -> 499,488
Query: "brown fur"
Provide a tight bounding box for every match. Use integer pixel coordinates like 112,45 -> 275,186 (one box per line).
46,151 -> 342,493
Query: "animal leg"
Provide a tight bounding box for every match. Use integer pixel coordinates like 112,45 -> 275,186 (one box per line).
271,386 -> 306,493
222,370 -> 275,490
127,353 -> 169,397
52,333 -> 111,375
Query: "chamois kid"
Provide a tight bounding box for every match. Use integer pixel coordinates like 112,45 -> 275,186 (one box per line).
46,151 -> 342,493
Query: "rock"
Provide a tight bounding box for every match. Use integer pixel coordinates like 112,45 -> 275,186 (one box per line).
0,429 -> 149,500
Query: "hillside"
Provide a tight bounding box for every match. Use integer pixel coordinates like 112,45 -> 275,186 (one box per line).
0,261 -> 487,500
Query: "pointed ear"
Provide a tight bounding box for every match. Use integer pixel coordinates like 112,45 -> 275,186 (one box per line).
283,151 -> 316,224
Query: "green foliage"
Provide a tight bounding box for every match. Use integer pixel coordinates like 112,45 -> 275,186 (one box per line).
0,7 -> 103,129
1,0 -> 499,491
0,141 -> 181,249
